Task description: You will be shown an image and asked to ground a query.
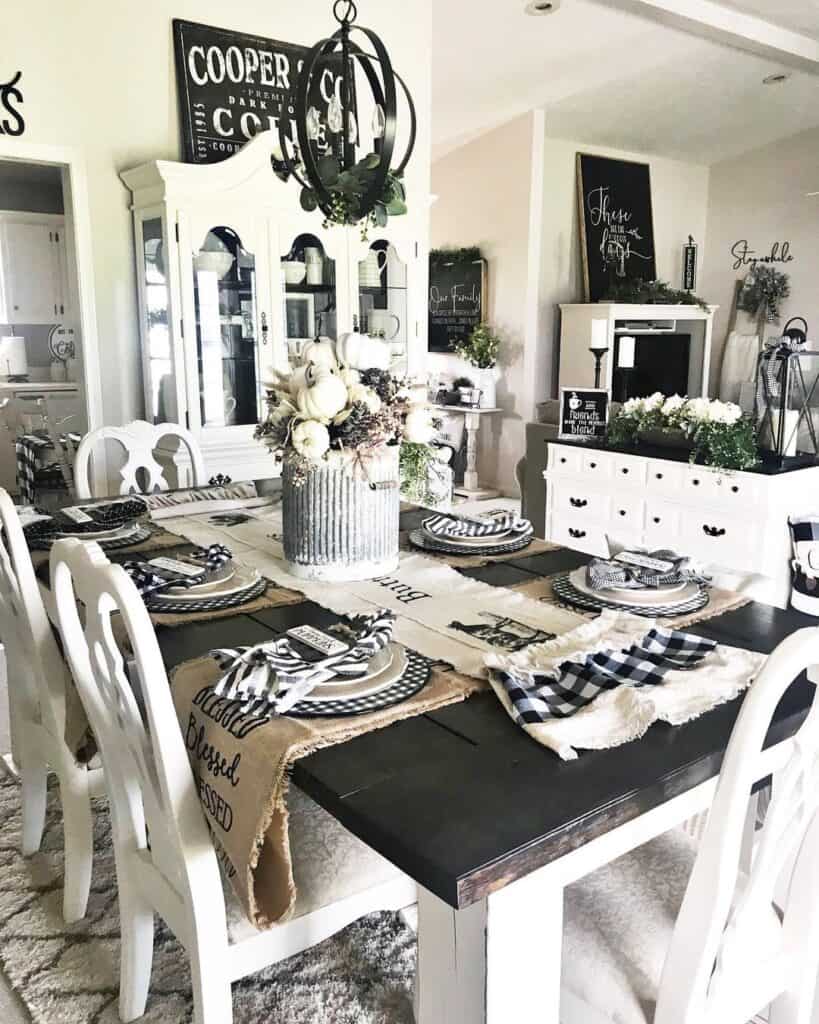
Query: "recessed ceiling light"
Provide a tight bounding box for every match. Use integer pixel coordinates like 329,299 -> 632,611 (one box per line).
525,0 -> 560,14
763,72 -> 790,85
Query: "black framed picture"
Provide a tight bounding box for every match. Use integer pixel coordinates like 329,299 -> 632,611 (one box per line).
559,388 -> 609,441
427,255 -> 486,353
576,153 -> 656,301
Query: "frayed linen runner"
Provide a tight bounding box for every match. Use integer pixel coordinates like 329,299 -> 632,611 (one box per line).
485,611 -> 764,760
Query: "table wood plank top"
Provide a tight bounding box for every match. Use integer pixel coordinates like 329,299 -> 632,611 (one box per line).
152,537 -> 816,912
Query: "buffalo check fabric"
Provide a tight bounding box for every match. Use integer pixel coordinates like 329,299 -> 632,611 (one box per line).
586,551 -> 711,591
423,509 -> 533,539
497,627 -> 718,725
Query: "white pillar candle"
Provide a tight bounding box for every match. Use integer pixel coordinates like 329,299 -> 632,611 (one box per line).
591,319 -> 609,351
0,335 -> 27,378
618,336 -> 636,369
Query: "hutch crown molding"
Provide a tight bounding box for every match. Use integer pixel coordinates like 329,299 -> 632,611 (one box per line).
558,303 -> 717,400
122,131 -> 428,483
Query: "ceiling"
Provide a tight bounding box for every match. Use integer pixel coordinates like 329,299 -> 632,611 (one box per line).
431,0 -> 819,165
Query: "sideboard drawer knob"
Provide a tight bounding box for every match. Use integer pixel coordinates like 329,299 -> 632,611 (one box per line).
589,461 -> 597,468
618,509 -> 626,517
693,478 -> 700,486
655,472 -> 663,480
621,467 -> 629,474
560,457 -> 567,464
703,524 -> 726,537
731,485 -> 739,493
653,516 -> 661,524
569,497 -> 588,508
569,528 -> 586,539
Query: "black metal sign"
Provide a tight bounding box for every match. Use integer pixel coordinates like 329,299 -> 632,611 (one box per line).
683,235 -> 698,291
559,388 -> 609,441
0,71 -> 24,137
172,19 -> 343,164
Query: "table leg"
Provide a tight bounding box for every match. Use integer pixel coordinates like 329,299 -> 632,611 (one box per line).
416,876 -> 564,1024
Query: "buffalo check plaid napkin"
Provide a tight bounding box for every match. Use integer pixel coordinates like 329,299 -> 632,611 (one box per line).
485,611 -> 763,759
586,550 -> 711,591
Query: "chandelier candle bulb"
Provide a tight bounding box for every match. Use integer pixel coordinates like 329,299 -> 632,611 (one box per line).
618,336 -> 636,369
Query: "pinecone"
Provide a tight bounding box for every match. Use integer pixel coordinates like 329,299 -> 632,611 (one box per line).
331,402 -> 376,448
359,368 -> 396,405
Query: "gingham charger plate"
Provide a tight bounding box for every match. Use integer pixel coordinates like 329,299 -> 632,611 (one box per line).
29,522 -> 154,552
287,647 -> 433,718
551,572 -> 709,618
144,573 -> 268,614
409,528 -> 534,557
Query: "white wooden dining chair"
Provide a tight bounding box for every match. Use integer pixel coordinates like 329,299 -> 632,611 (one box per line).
73,420 -> 207,499
0,488 -> 104,923
50,537 -> 417,1024
561,627 -> 819,1024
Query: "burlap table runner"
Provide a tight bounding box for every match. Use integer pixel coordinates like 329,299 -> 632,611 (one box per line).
170,655 -> 485,928
511,574 -> 751,628
398,531 -> 558,568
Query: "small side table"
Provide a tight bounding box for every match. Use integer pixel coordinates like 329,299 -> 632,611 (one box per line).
433,405 -> 502,500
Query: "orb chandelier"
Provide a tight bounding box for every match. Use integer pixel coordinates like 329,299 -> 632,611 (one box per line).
274,0 -> 416,231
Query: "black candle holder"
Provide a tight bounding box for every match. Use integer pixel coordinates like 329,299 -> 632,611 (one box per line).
589,346 -> 608,389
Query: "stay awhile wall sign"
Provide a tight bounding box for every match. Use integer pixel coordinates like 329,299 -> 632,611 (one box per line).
0,71 -> 24,137
731,239 -> 794,270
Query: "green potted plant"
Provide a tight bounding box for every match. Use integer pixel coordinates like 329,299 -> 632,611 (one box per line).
453,324 -> 501,408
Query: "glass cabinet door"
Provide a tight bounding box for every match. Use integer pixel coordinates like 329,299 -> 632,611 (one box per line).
279,233 -> 338,369
190,226 -> 264,428
357,240 -> 408,367
138,214 -> 180,424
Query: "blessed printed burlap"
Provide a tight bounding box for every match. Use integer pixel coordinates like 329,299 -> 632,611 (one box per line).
170,654 -> 484,928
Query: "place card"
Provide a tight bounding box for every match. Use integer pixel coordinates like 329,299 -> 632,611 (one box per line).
61,506 -> 94,524
148,557 -> 206,579
286,625 -> 350,658
614,551 -> 679,574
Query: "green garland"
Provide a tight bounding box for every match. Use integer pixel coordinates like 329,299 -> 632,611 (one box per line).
601,278 -> 710,311
429,246 -> 482,271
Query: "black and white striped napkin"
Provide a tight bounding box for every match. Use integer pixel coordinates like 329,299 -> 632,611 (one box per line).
423,509 -> 532,539
208,610 -> 396,714
494,627 -> 717,724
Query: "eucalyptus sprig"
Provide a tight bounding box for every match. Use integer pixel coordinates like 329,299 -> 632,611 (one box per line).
298,152 -> 408,239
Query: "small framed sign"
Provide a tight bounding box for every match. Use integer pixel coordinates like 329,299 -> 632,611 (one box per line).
559,388 -> 609,441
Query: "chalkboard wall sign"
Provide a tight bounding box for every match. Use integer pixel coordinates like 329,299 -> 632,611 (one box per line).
559,388 -> 609,441
576,153 -> 656,302
428,253 -> 487,353
172,19 -> 343,165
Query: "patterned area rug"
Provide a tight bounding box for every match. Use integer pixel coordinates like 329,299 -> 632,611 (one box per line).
0,776 -> 416,1023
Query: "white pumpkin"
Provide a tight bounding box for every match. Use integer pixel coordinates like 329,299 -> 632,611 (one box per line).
336,330 -> 391,371
296,364 -> 348,421
302,336 -> 338,370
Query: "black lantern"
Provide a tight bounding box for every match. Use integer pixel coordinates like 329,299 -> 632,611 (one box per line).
275,0 -> 416,229
755,325 -> 819,467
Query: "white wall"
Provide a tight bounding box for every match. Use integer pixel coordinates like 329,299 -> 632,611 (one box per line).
537,136 -> 711,405
701,125 -> 819,396
430,113 -> 535,494
6,1 -> 432,428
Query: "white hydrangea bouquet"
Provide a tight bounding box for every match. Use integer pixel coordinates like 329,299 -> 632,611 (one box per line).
607,393 -> 758,471
256,335 -> 435,479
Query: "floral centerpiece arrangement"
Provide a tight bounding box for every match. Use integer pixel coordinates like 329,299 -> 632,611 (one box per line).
607,393 -> 759,471
257,335 -> 436,580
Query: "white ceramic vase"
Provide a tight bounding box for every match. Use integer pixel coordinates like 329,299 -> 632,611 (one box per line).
477,367 -> 498,409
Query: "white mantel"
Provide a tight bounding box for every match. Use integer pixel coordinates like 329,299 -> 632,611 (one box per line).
558,303 -> 718,398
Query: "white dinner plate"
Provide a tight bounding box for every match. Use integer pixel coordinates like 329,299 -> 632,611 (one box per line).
302,645 -> 407,701
310,645 -> 394,688
160,567 -> 259,602
163,567 -> 236,596
568,567 -> 701,607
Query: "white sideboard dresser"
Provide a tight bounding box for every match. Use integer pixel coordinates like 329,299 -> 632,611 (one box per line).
543,441 -> 819,609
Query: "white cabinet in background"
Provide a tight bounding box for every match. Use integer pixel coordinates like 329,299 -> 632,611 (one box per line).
122,132 -> 427,484
0,213 -> 67,324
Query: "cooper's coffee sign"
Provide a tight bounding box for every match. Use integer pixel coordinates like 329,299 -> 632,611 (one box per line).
0,71 -> 24,137
172,19 -> 343,164
559,388 -> 609,441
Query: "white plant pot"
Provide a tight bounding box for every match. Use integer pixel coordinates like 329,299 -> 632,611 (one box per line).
477,368 -> 498,409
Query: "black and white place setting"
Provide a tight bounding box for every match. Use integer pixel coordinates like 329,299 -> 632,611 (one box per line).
408,507 -> 535,556
22,496 -> 154,551
552,548 -> 712,617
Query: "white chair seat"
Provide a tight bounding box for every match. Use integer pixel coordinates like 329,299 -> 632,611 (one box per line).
561,828 -> 782,1024
225,785 -> 404,944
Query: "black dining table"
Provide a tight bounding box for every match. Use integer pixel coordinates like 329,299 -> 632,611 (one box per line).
150,504 -> 817,1024
29,496 -> 817,1022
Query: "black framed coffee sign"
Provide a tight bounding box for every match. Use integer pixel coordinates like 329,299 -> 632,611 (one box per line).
559,388 -> 609,441
576,153 -> 656,302
172,19 -> 344,164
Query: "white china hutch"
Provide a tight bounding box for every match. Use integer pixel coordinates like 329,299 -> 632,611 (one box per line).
121,132 -> 427,482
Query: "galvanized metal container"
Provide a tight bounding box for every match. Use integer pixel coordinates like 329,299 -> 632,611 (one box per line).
282,447 -> 400,581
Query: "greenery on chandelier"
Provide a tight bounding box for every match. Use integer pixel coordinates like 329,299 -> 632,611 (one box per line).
453,323 -> 501,369
299,152 -> 407,238
607,394 -> 759,471
600,278 -> 710,310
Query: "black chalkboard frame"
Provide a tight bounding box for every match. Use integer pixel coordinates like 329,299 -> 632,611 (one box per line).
427,256 -> 488,354
576,152 -> 657,302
